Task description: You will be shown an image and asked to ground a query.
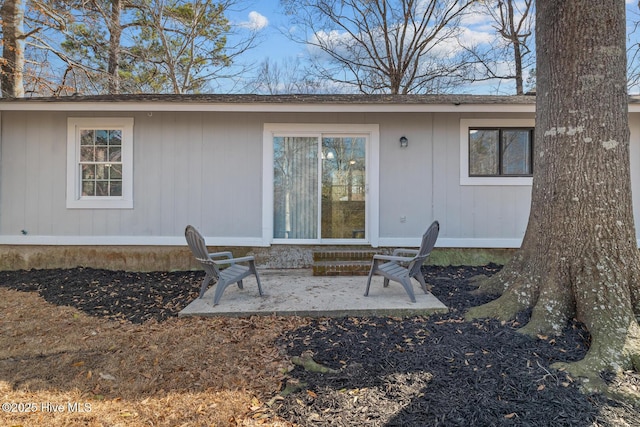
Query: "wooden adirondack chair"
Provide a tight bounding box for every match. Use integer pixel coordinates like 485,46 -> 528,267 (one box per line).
364,221 -> 440,302
185,225 -> 263,305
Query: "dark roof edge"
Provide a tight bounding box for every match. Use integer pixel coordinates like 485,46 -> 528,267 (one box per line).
0,93 -> 538,105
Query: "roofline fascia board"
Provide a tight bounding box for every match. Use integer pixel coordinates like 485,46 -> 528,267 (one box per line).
0,101 -> 536,113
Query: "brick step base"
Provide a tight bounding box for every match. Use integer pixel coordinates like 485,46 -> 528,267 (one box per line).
312,249 -> 379,262
312,260 -> 372,276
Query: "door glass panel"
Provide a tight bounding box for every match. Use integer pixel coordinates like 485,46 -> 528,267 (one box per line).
273,136 -> 318,239
321,137 -> 366,239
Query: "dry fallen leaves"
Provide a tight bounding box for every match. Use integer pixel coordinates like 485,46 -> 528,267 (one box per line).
0,288 -> 307,426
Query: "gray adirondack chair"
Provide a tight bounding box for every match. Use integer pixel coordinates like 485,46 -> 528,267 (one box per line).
364,220 -> 440,302
185,225 -> 264,305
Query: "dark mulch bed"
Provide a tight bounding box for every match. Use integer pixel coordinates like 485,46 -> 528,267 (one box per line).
273,265 -> 640,426
0,267 -> 203,324
1,264 -> 639,426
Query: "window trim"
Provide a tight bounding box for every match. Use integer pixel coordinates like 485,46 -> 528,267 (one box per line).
460,118 -> 534,186
66,117 -> 134,209
469,127 -> 534,177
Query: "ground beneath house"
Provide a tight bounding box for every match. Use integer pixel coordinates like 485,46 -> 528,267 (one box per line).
0,265 -> 638,426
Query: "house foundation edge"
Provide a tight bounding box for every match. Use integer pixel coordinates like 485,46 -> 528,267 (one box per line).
0,245 -> 515,272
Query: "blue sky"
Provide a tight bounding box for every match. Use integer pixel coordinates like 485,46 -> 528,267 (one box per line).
229,0 -> 300,65
225,0 -> 517,93
226,0 -> 640,94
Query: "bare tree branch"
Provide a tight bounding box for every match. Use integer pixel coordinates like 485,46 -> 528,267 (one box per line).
469,0 -> 535,94
281,0 -> 477,94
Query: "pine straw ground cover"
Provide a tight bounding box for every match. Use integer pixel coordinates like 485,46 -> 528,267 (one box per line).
0,266 -> 638,426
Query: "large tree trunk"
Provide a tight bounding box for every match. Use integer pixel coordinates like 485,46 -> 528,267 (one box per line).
1,0 -> 26,98
466,0 -> 640,386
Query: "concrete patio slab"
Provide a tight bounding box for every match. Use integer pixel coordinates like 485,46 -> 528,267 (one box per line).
179,269 -> 448,318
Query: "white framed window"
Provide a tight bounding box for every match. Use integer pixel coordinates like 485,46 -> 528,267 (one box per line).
263,123 -> 380,246
66,117 -> 134,208
460,118 -> 534,186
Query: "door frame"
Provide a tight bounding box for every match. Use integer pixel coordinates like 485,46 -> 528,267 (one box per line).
262,123 -> 380,247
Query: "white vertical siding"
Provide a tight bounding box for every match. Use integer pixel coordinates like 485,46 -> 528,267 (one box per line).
630,113 -> 640,237
182,112 -> 205,232
1,112 -> 27,235
1,112 -> 69,237
3,108 -> 640,247
0,111 -> 267,243
375,112 -> 434,240
431,112 -> 533,247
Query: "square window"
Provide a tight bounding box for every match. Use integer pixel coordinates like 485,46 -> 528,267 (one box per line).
110,181 -> 123,196
469,129 -> 499,176
82,181 -> 94,196
81,130 -> 94,145
67,118 -> 133,209
109,146 -> 122,162
469,128 -> 533,177
460,119 -> 535,186
502,130 -> 532,175
110,164 -> 122,179
108,130 -> 122,145
80,146 -> 94,161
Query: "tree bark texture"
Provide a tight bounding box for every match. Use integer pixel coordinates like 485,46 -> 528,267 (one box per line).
504,0 -> 524,95
107,0 -> 122,94
467,0 -> 640,382
1,0 -> 26,97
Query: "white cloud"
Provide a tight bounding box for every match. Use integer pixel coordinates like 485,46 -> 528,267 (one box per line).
309,23 -> 497,63
241,11 -> 269,31
457,27 -> 497,48
461,12 -> 493,28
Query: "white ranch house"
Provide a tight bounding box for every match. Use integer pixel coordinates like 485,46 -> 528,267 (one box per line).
0,94 -> 638,270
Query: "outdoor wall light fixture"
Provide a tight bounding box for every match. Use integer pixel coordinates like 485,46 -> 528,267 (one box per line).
399,136 -> 408,148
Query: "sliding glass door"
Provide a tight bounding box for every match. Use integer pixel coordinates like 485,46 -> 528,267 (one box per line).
321,136 -> 366,239
273,136 -> 318,239
273,134 -> 367,242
